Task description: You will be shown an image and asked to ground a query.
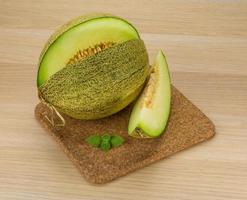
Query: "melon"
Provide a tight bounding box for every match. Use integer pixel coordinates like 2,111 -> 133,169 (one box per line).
37,14 -> 149,120
128,50 -> 171,138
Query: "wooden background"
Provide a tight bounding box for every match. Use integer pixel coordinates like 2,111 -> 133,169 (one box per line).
0,0 -> 247,199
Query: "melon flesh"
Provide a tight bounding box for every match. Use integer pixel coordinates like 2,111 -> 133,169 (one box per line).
37,16 -> 139,86
128,50 -> 171,138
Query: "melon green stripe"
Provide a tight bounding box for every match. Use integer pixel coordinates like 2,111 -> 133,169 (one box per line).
39,39 -> 149,119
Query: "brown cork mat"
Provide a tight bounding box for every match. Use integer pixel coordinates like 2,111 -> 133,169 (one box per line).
35,86 -> 215,184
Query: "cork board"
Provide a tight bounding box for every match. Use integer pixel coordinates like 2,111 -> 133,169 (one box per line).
35,86 -> 215,184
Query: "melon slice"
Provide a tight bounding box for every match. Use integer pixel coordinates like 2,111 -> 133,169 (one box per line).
37,14 -> 139,86
128,50 -> 171,138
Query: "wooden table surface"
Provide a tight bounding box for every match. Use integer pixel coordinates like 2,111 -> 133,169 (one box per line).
1,0 -> 247,199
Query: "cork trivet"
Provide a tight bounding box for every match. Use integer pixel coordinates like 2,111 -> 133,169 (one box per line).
35,86 -> 215,184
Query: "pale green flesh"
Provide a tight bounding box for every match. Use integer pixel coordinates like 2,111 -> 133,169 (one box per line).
128,50 -> 171,138
38,17 -> 139,86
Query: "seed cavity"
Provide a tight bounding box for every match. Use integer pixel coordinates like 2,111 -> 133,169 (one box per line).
67,41 -> 115,65
142,65 -> 159,108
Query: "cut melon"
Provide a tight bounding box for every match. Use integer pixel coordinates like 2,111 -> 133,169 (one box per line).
37,14 -> 150,120
128,50 -> 171,138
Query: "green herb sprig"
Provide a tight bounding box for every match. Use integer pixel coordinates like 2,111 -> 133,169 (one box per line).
85,134 -> 124,151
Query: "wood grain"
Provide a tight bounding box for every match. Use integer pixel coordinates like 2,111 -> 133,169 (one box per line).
0,0 -> 246,199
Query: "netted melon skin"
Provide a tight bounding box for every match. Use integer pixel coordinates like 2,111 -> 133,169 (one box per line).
38,39 -> 149,120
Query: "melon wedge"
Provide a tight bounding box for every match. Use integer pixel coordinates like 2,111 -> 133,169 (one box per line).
128,50 -> 171,138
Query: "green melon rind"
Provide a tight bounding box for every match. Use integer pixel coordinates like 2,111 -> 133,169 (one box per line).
38,39 -> 149,120
37,13 -> 140,86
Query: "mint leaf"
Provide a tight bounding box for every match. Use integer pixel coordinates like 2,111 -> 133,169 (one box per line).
100,140 -> 111,151
101,134 -> 111,142
111,135 -> 124,148
85,135 -> 101,147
